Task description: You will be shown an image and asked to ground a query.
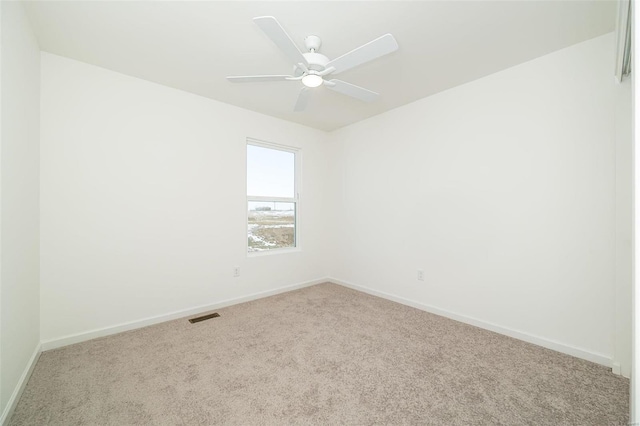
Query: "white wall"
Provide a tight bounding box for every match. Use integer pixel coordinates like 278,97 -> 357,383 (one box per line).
40,53 -> 331,344
614,74 -> 632,377
329,33 -> 621,367
0,0 -> 41,419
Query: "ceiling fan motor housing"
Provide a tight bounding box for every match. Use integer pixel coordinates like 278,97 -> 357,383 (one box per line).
296,52 -> 329,75
294,35 -> 328,73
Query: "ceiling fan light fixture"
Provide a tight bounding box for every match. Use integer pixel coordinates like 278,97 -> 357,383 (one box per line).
302,74 -> 323,88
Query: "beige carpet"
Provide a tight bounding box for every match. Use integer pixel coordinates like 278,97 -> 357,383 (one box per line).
10,283 -> 628,425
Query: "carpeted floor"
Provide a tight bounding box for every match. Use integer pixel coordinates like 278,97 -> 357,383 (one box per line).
10,283 -> 629,425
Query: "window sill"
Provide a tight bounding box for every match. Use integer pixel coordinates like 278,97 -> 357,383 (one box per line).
247,247 -> 301,257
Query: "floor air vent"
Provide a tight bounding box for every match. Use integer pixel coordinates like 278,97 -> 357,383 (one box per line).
189,313 -> 220,324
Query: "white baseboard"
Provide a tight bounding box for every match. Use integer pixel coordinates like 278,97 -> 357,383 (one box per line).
41,278 -> 327,351
612,362 -> 622,376
0,343 -> 42,426
329,277 -> 612,368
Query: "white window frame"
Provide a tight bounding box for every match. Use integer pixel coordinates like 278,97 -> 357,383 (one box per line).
246,138 -> 301,256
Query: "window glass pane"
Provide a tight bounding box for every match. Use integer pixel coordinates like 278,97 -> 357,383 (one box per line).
247,144 -> 295,198
248,201 -> 295,252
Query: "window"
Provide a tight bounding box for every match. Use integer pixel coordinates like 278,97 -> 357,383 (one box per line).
247,140 -> 299,253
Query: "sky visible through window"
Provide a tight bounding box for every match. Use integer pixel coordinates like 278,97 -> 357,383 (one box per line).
247,144 -> 295,199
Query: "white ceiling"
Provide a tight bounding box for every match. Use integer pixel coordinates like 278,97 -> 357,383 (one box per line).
24,1 -> 616,131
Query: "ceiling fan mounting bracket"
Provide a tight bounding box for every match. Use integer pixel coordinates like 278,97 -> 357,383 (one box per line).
304,35 -> 322,52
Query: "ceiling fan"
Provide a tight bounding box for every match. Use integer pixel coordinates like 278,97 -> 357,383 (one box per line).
226,16 -> 399,112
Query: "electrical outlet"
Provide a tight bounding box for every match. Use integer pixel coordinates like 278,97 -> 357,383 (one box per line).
233,267 -> 240,277
417,269 -> 424,281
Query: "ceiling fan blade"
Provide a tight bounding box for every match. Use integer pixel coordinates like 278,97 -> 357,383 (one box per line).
226,75 -> 292,83
254,16 -> 308,66
326,34 -> 398,75
294,88 -> 311,112
326,79 -> 378,102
